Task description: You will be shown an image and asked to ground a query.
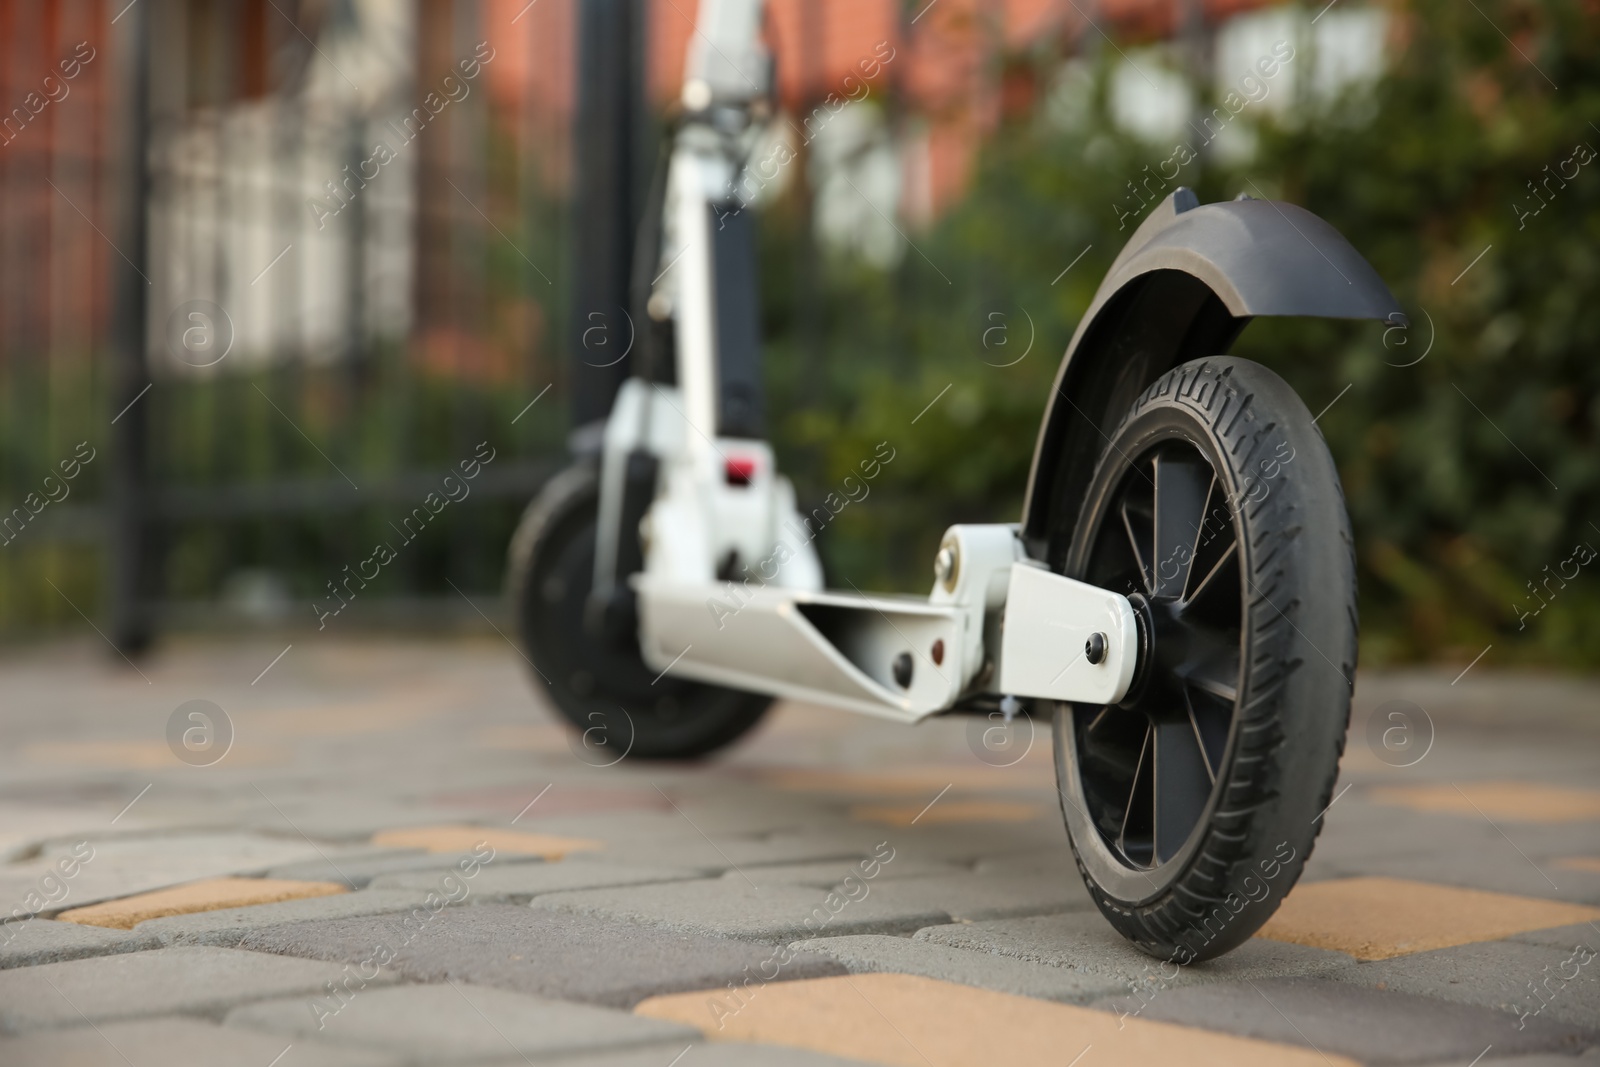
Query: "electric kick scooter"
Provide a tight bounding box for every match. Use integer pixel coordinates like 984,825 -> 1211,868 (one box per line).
508,0 -> 1405,961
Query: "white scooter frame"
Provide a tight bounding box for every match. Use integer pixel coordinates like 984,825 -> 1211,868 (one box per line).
596,0 -> 1137,725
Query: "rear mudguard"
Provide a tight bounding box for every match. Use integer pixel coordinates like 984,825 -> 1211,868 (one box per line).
1019,187 -> 1403,560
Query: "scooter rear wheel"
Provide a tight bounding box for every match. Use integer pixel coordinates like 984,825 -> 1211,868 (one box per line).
1053,357 -> 1355,962
507,463 -> 773,761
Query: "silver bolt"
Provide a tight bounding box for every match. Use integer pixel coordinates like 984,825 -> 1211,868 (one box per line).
934,545 -> 957,589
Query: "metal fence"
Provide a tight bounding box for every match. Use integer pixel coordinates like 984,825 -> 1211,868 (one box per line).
0,0 -> 592,645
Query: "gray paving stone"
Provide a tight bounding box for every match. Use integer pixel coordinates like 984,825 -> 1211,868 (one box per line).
1413,1050 -> 1600,1067
371,860 -> 704,899
1510,921 -> 1600,952
718,856 -> 968,887
0,918 -> 151,969
135,888 -> 466,947
915,911 -> 1357,985
521,804 -> 832,843
541,1040 -> 878,1066
565,827 -> 893,876
971,850 -> 1079,878
797,933 -> 1128,1003
1312,840 -> 1600,905
1086,975 -> 1600,1065
0,1016 -> 399,1067
227,981 -> 697,1061
229,902 -> 845,1008
531,877 -> 950,942
0,833 -> 330,916
873,869 -> 1095,922
264,847 -> 448,887
1326,939 -> 1600,1028
0,946 -> 378,1033
876,825 -> 1076,868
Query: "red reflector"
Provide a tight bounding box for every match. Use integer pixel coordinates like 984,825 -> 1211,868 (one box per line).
724,456 -> 757,486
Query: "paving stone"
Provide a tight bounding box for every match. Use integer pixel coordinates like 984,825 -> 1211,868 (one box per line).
371,824 -> 604,859
540,1040 -> 878,1066
971,850 -> 1079,878
758,765 -> 1057,798
531,878 -> 950,942
1258,877 -> 1600,960
797,933 -> 1128,1003
0,946 -> 377,1033
135,888 -> 466,948
718,856 -> 969,887
229,902 -> 846,1007
1371,781 -> 1600,823
850,799 -> 1047,826
0,1016 -> 399,1067
0,833 -> 330,916
1510,921 -> 1600,951
0,918 -> 151,969
371,860 -> 703,899
875,824 -> 1077,868
0,805 -> 158,863
1325,939 -> 1600,1028
915,911 -> 1356,985
57,876 -> 346,929
565,827 -> 893,875
1314,844 -> 1600,905
1415,1051 -> 1600,1067
264,847 -> 447,887
636,971 -> 1356,1066
515,807 -> 830,845
228,981 -> 697,1060
870,869 -> 1094,922
1086,975 -> 1599,1065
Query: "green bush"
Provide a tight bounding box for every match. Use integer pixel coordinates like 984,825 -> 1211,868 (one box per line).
761,0 -> 1600,669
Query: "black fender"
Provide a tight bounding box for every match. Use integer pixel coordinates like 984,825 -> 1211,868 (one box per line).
1019,187 -> 1404,560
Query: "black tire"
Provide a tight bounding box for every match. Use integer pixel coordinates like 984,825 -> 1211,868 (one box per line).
1052,357 -> 1355,963
506,462 -> 773,761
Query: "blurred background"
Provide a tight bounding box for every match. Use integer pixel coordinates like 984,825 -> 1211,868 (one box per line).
0,0 -> 1594,671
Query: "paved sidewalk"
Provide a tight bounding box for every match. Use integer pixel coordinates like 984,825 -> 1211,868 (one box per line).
0,636 -> 1597,1066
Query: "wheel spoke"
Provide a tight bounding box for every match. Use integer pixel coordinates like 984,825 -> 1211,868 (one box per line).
1186,684 -> 1233,780
1117,723 -> 1154,867
1120,501 -> 1153,594
1184,539 -> 1238,608
1153,718 -> 1211,863
1151,451 -> 1212,600
1182,638 -> 1241,705
1183,688 -> 1216,785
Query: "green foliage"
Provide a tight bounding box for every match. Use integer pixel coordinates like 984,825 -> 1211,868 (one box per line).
761,0 -> 1600,667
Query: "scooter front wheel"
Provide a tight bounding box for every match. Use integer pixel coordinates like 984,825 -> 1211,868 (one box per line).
506,463 -> 773,761
1053,357 -> 1355,962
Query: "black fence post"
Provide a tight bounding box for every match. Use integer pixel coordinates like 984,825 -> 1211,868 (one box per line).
109,0 -> 153,655
569,0 -> 648,437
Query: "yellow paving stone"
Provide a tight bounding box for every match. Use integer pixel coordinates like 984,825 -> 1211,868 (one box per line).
1370,780 -> 1600,823
635,972 -> 1355,1067
371,824 -> 603,859
1554,856 -> 1600,873
850,799 -> 1044,826
57,877 -> 346,929
763,764 -> 1054,797
1257,876 -> 1600,960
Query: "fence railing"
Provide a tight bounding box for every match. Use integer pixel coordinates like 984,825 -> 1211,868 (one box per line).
0,0 -> 589,644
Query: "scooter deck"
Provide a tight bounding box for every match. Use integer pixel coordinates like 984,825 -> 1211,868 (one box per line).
635,578 -> 970,722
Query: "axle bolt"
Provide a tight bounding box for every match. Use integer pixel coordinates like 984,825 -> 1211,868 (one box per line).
934,545 -> 957,590
1084,632 -> 1107,665
892,652 -> 914,688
